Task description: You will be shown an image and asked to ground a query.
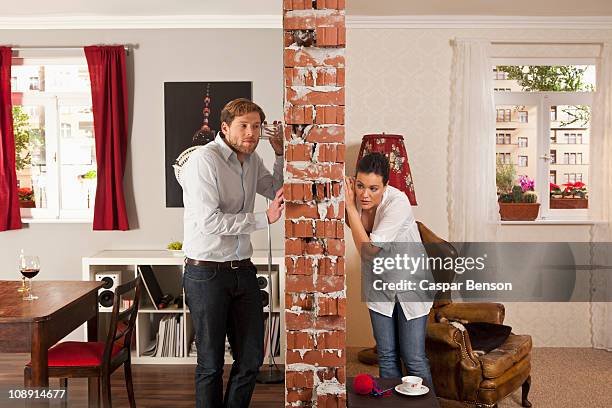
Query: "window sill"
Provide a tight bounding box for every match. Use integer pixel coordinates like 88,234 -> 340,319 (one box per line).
21,218 -> 92,224
500,219 -> 603,225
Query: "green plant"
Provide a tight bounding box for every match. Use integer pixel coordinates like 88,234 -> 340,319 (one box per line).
498,176 -> 538,204
512,185 -> 523,203
496,159 -> 516,195
80,170 -> 97,179
497,65 -> 592,127
523,191 -> 538,203
167,241 -> 182,250
13,106 -> 32,171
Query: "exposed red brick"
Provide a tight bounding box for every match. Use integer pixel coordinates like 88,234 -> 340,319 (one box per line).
284,10 -> 344,30
286,370 -> 315,388
286,292 -> 315,310
286,87 -> 345,106
286,143 -> 314,162
284,182 -> 314,202
285,67 -> 315,87
316,330 -> 346,349
285,105 -> 314,124
284,4 -> 345,405
287,389 -> 313,404
314,315 -> 346,330
318,257 -> 345,275
286,274 -> 316,293
286,310 -> 315,330
286,350 -> 345,367
304,125 -> 344,143
326,239 -> 345,256
315,106 -> 345,125
286,202 -> 319,219
287,331 -> 316,350
284,48 -> 345,68
305,240 -> 325,255
315,275 -> 344,292
326,201 -> 344,219
336,67 -> 345,86
286,162 -> 344,181
317,297 -> 338,316
316,143 -> 345,163
314,220 -> 343,238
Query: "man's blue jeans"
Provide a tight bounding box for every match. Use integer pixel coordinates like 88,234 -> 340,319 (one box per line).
183,262 -> 264,408
368,304 -> 434,390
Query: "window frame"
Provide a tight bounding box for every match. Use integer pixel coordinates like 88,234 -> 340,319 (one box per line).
493,58 -> 594,221
12,57 -> 95,222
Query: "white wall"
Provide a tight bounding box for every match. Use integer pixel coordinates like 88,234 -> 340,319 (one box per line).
0,28 -> 283,281
345,27 -> 612,347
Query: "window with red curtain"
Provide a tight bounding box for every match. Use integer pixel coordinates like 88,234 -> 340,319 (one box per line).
0,46 -> 22,231
85,46 -> 130,231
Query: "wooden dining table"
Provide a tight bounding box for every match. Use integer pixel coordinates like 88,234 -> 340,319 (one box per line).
0,280 -> 102,404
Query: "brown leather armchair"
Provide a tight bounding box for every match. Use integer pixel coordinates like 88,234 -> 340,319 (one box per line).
358,222 -> 533,408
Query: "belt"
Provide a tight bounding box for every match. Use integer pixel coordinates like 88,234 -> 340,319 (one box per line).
185,258 -> 252,269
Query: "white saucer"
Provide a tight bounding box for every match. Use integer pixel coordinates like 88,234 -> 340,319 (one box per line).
394,384 -> 429,396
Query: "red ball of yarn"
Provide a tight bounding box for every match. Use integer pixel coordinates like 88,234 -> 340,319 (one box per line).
353,374 -> 375,395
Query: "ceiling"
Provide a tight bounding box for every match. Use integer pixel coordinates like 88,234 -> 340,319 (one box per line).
2,0 -> 612,17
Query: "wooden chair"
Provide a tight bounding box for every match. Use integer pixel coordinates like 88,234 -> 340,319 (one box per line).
24,276 -> 142,408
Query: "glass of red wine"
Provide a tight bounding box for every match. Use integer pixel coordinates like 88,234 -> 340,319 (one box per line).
19,255 -> 40,301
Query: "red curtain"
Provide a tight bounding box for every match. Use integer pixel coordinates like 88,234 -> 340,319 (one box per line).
0,47 -> 22,231
85,46 -> 130,230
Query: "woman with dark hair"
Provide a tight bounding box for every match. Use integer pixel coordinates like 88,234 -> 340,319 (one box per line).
345,152 -> 434,387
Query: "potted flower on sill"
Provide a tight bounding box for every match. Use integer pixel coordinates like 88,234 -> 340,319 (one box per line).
18,187 -> 35,208
498,175 -> 540,221
550,182 -> 588,209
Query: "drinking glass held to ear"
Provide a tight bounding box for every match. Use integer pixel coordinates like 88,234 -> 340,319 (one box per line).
260,121 -> 283,140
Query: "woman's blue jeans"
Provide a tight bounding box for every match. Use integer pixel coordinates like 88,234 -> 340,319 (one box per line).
368,303 -> 434,390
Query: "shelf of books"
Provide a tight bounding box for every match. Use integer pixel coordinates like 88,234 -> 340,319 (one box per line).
82,250 -> 285,365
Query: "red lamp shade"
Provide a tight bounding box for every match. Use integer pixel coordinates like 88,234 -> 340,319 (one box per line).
357,133 -> 417,205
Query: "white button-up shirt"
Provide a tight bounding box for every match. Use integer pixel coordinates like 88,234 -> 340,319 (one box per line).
360,185 -> 433,321
182,134 -> 283,261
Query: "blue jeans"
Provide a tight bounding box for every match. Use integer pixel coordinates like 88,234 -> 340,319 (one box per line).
183,262 -> 264,408
369,304 -> 434,390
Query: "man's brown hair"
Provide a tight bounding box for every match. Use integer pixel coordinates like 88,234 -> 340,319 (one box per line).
220,98 -> 266,127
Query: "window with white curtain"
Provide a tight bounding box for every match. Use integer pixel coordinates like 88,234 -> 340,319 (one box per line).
494,60 -> 595,220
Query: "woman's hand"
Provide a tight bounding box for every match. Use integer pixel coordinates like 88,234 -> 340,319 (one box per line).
344,176 -> 356,210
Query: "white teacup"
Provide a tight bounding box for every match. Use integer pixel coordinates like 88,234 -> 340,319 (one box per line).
401,375 -> 423,391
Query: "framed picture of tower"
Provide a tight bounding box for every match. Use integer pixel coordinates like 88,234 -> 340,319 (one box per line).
164,81 -> 252,207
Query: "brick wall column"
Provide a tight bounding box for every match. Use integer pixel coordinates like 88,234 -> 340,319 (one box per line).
283,1 -> 346,407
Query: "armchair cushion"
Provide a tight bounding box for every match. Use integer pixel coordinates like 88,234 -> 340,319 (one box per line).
465,322 -> 512,353
478,334 -> 532,379
435,302 -> 505,325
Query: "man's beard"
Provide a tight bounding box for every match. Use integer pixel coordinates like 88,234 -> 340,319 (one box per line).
226,137 -> 258,154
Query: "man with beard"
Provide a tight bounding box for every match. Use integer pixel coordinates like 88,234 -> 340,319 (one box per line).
181,98 -> 284,408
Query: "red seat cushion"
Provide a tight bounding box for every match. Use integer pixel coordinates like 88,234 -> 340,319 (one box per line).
28,342 -> 123,367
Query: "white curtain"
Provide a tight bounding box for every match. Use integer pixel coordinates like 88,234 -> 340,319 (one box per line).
589,43 -> 612,351
448,39 -> 499,242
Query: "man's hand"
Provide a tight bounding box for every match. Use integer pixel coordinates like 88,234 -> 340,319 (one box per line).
266,188 -> 285,224
344,176 -> 356,210
264,121 -> 284,156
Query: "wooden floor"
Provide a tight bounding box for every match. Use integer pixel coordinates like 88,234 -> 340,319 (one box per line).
0,354 -> 285,407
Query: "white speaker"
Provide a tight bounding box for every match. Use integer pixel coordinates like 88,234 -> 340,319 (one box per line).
256,270 -> 278,312
95,272 -> 121,311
